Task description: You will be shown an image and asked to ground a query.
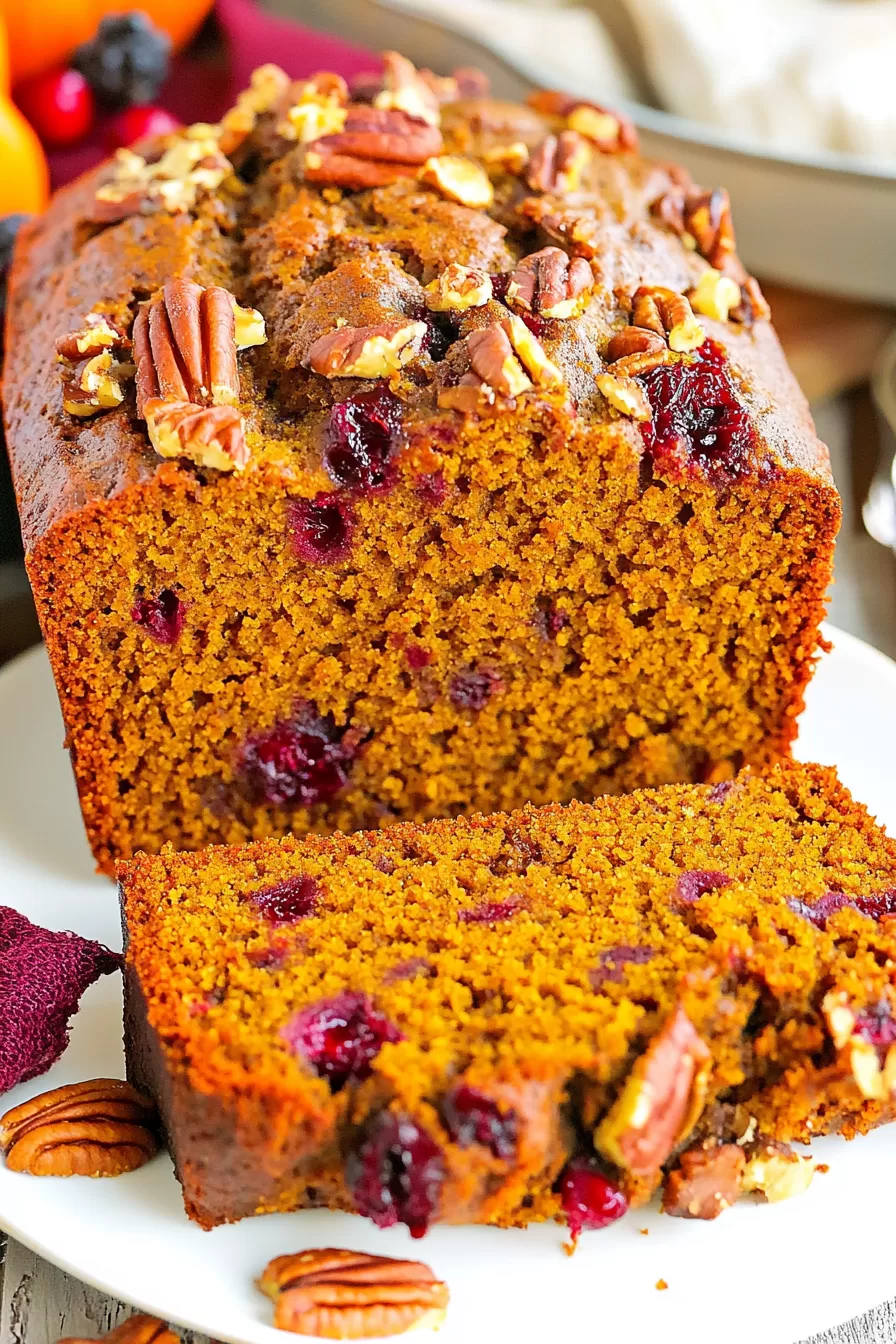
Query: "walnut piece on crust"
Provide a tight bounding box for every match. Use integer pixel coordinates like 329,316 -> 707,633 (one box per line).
425,263 -> 493,312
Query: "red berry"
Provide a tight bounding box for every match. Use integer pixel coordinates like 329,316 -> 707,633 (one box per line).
284,992 -> 403,1092
559,1159 -> 628,1243
105,105 -> 181,152
15,68 -> 95,148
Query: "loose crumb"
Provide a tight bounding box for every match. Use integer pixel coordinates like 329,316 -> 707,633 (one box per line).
656,1279 -> 669,1291
815,1163 -> 830,1174
638,1227 -> 649,1236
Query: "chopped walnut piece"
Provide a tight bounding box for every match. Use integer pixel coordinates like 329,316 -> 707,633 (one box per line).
306,320 -> 426,378
420,155 -> 494,208
518,196 -> 602,259
374,50 -> 441,127
742,1138 -> 815,1203
56,313 -> 128,362
232,299 -> 267,350
527,131 -> 591,194
503,312 -> 563,388
437,373 -> 492,414
689,268 -> 742,322
631,285 -> 705,353
218,63 -> 292,155
145,398 -> 249,473
91,126 -> 233,221
506,247 -> 593,318
282,72 -> 349,144
595,1006 -> 711,1174
61,351 -> 132,417
662,1141 -> 745,1219
467,324 -> 532,398
596,370 -> 651,422
483,141 -> 530,174
425,263 -> 493,311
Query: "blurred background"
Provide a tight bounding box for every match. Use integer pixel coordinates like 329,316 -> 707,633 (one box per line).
2,0 -> 896,665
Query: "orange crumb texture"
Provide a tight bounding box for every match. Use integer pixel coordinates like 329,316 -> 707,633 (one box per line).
3,57 -> 838,874
656,1279 -> 669,1291
120,762 -> 896,1233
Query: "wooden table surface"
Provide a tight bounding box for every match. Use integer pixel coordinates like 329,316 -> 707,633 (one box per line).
2,348 -> 896,1344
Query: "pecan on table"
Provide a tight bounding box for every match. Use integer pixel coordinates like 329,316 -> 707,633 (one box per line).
0,1078 -> 159,1177
304,106 -> 443,190
595,1006 -> 712,1175
258,1247 -> 449,1339
58,1314 -> 178,1344
505,246 -> 593,319
662,1140 -> 745,1219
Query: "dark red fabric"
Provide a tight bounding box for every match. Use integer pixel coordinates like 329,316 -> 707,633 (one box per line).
46,0 -> 375,189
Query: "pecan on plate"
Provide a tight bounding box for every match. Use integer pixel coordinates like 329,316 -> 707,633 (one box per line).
143,399 -> 250,473
58,1315 -> 178,1344
0,1079 -> 159,1177
595,1006 -> 712,1175
304,106 -> 443,190
741,1136 -> 816,1204
662,1140 -> 745,1219
420,154 -> 493,208
505,246 -> 593,319
305,319 -> 426,378
373,50 -> 441,127
526,130 -> 591,194
528,89 -> 638,153
61,351 -> 133,418
258,1248 -> 449,1338
425,263 -> 493,312
218,62 -> 293,155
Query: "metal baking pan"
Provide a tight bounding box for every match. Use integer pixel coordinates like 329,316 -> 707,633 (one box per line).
276,0 -> 896,304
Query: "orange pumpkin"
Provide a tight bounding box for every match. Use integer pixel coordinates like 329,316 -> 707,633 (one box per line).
0,13 -> 9,94
0,93 -> 49,214
1,0 -> 215,85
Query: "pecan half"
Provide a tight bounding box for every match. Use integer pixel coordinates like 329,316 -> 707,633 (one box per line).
662,1141 -> 745,1219
61,351 -> 133,418
56,313 -> 129,362
625,285 -> 705,354
506,246 -> 593,318
306,319 -> 426,378
58,1315 -> 178,1344
605,326 -> 668,363
144,399 -> 249,473
425,263 -> 493,311
467,323 -> 530,398
651,184 -> 736,273
374,51 -> 441,127
528,90 -> 638,153
218,63 -> 293,155
258,1248 -> 449,1338
133,280 -> 265,416
0,1079 -> 159,1177
595,1006 -> 712,1175
91,126 -> 232,222
741,1137 -> 815,1203
526,130 -> 591,194
420,154 -> 493,208
305,106 -> 443,189
503,312 -> 563,388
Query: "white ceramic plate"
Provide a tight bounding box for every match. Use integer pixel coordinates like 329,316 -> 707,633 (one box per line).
1,629 -> 895,1344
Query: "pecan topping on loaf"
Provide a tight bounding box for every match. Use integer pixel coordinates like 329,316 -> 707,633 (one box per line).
282,72 -> 349,145
823,989 -> 896,1101
595,369 -> 653,421
0,1078 -> 159,1177
218,63 -> 293,155
506,247 -> 593,318
91,124 -> 233,222
528,89 -> 638,153
526,130 -> 591,193
595,1006 -> 711,1174
625,286 -> 705,354
374,50 -> 441,127
133,280 -> 265,470
689,268 -> 743,323
420,154 -> 494,207
58,1315 -> 178,1344
259,1248 -> 449,1338
517,195 -> 602,258
304,106 -> 442,189
61,351 -> 133,418
306,319 -> 426,378
425,263 -> 493,311
56,312 -> 129,362
458,313 -> 563,403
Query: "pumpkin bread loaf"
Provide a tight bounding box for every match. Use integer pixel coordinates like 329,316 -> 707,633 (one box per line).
120,761 -> 896,1236
4,57 -> 839,873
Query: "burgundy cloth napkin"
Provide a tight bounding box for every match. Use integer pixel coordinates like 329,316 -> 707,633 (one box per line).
47,0 -> 376,189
